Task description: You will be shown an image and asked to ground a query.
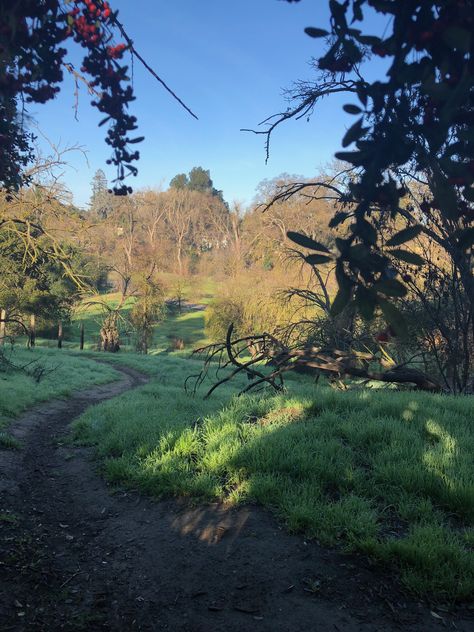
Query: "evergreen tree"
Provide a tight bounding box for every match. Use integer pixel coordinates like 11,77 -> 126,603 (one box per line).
90,169 -> 112,219
169,167 -> 225,202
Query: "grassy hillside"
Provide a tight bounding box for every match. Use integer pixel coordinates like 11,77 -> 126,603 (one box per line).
74,351 -> 474,601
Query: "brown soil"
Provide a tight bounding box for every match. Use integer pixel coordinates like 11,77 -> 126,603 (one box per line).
0,364 -> 472,631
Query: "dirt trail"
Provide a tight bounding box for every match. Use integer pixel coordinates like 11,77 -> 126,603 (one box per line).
0,364 -> 472,631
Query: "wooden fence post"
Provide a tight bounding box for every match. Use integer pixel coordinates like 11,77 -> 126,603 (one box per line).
0,308 -> 6,345
58,321 -> 63,349
29,314 -> 36,348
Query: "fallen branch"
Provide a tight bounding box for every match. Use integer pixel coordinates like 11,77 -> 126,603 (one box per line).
190,324 -> 443,396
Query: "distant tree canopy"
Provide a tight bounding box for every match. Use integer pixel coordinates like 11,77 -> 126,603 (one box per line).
170,167 -> 225,202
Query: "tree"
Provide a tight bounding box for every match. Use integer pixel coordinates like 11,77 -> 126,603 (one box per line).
0,229 -> 79,344
1,0 -> 196,194
129,277 -> 165,354
188,167 -> 214,194
169,173 -> 189,190
90,169 -> 112,219
163,188 -> 197,275
199,0 -> 474,394
256,0 -> 473,333
169,167 -> 225,201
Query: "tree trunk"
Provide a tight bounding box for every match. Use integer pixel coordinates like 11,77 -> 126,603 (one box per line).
29,314 -> 36,348
57,321 -> 63,349
80,323 -> 84,350
100,316 -> 120,352
0,308 -> 6,345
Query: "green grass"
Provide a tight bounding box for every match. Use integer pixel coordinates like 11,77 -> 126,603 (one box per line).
73,352 -> 474,602
152,310 -> 207,349
0,347 -> 120,435
34,276 -> 214,352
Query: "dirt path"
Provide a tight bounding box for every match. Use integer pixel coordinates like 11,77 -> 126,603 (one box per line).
0,365 -> 472,631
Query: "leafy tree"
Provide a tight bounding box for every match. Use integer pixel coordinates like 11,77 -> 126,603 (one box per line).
169,173 -> 189,190
199,0 -> 474,394
188,167 -> 214,194
0,229 -> 79,340
262,0 -> 474,336
169,167 -> 225,201
129,277 -> 165,353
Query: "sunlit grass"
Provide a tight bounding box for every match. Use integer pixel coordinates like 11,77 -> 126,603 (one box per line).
0,346 -> 120,431
73,352 -> 474,601
36,277 -> 214,352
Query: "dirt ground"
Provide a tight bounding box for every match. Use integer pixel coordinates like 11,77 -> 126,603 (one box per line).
1,364 -> 473,631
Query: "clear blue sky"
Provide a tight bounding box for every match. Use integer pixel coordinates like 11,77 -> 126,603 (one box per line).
32,0 -> 384,208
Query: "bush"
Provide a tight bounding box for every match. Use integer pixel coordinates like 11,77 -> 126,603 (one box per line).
205,296 -> 245,341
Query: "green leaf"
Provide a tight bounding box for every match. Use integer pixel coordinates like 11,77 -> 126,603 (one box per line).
128,136 -> 144,144
352,2 -> 363,21
463,187 -> 474,202
378,298 -> 408,338
304,27 -> 329,38
331,263 -> 353,316
342,118 -> 366,147
329,211 -> 351,227
331,285 -> 352,316
356,285 -> 376,320
287,231 -> 331,253
343,104 -> 363,115
457,227 -> 474,249
443,27 -> 471,53
334,151 -> 366,166
348,244 -> 369,262
373,279 -> 407,298
356,85 -> 368,107
389,249 -> 425,266
329,0 -> 346,25
357,34 -> 381,46
305,253 -> 333,265
357,218 -> 377,245
386,225 -> 422,247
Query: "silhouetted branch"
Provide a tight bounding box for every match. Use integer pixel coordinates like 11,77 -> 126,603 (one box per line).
190,324 -> 443,396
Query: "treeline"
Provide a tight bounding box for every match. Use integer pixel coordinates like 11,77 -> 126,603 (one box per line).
0,165 -> 338,348
1,162 -> 472,393
85,167 -> 336,284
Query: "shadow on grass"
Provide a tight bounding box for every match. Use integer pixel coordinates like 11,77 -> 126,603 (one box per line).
72,362 -> 474,601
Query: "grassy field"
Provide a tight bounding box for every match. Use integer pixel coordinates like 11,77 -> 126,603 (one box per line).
73,351 -> 474,602
35,275 -> 215,352
0,346 -> 120,447
4,278 -> 474,601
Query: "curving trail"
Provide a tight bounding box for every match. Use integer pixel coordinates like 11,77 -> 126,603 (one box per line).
0,364 -> 472,631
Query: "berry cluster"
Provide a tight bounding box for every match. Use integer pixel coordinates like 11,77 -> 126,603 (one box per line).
66,0 -> 141,194
0,0 -> 142,194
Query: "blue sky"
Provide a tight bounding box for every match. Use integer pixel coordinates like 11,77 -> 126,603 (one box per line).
32,0 -> 384,208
